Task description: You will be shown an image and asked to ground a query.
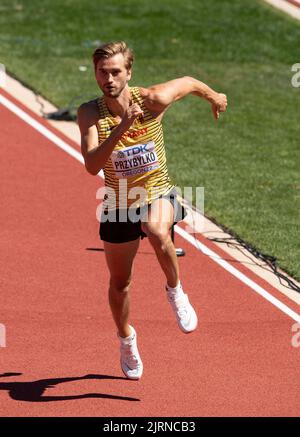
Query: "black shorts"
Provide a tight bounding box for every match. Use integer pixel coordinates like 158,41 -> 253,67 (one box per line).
99,189 -> 187,244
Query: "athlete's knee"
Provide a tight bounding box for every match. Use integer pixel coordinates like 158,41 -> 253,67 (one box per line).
142,223 -> 170,248
109,276 -> 132,294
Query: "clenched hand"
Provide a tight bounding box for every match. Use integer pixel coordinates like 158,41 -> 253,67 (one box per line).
211,93 -> 227,120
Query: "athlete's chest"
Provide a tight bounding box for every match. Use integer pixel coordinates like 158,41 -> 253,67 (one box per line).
100,116 -> 162,147
105,117 -> 163,179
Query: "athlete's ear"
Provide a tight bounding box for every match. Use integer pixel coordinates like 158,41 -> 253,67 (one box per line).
127,68 -> 132,81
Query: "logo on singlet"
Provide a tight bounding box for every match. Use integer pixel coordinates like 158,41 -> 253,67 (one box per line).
111,141 -> 160,178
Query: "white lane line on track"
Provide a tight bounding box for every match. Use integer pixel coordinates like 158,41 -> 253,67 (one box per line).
264,0 -> 300,19
1,92 -> 299,324
175,226 -> 300,323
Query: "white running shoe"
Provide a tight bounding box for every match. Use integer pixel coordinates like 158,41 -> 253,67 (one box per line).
166,286 -> 198,333
118,326 -> 143,380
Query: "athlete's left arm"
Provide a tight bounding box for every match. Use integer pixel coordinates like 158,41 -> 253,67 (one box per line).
141,76 -> 227,120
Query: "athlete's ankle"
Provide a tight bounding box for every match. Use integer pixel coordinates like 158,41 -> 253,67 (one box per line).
166,281 -> 184,299
166,279 -> 180,289
118,324 -> 133,339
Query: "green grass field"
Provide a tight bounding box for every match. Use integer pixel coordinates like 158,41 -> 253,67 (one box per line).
1,0 -> 299,281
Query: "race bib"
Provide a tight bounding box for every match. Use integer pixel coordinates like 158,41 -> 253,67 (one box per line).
111,141 -> 160,179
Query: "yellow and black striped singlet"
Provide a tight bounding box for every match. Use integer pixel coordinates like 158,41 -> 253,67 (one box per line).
96,87 -> 174,209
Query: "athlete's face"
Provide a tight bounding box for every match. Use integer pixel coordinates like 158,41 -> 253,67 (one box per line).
95,53 -> 131,98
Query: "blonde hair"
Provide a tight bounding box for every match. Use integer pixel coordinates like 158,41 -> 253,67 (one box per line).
92,41 -> 134,71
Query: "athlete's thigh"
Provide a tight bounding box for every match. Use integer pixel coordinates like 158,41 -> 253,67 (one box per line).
103,238 -> 140,284
142,198 -> 174,235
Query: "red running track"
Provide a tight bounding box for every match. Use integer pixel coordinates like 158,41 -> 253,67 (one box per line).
0,89 -> 299,417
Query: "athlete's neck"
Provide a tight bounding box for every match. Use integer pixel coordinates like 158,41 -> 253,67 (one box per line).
104,86 -> 131,119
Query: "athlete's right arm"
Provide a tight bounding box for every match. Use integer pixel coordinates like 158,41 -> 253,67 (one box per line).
77,101 -> 143,175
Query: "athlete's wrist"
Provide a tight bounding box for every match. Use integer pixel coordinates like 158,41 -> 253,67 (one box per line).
118,118 -> 132,133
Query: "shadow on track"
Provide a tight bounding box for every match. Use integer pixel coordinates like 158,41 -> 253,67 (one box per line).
0,373 -> 140,402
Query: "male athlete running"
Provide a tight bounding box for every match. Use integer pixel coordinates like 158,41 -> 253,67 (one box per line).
78,41 -> 227,379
